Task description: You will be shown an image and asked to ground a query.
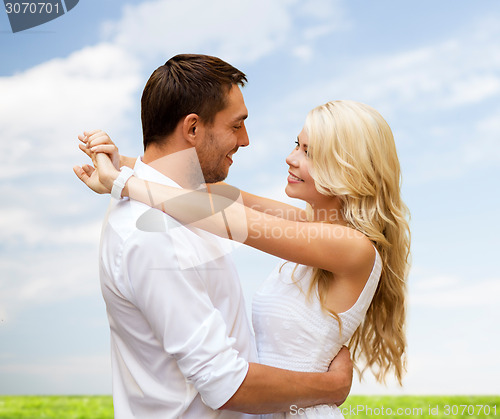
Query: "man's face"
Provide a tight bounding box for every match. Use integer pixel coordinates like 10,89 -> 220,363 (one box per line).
196,85 -> 249,183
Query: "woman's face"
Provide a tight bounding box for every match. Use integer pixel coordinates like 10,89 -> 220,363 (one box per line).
285,128 -> 325,205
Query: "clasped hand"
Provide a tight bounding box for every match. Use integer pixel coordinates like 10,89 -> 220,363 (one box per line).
73,130 -> 121,194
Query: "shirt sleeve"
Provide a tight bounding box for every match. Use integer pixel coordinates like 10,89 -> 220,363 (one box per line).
121,225 -> 248,409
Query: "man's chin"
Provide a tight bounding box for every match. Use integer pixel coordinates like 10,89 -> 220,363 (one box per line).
202,172 -> 227,184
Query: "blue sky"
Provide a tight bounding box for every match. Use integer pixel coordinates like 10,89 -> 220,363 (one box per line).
0,0 -> 499,395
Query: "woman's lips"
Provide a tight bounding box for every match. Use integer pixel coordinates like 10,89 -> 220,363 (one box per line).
288,172 -> 303,183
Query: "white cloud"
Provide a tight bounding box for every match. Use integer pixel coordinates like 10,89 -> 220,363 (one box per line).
0,43 -> 141,180
0,207 -> 102,246
399,105 -> 500,184
442,74 -> 500,108
466,108 -> 500,166
412,274 -> 460,292
361,23 -> 500,113
0,354 -> 111,394
297,0 -> 342,21
0,247 -> 102,322
410,276 -> 500,308
103,0 -> 290,64
351,344 -> 500,395
102,0 -> 346,65
292,45 -> 314,62
249,15 -> 500,186
0,354 -> 110,376
282,16 -> 500,114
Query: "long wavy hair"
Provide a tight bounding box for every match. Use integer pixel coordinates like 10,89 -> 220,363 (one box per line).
303,100 -> 411,385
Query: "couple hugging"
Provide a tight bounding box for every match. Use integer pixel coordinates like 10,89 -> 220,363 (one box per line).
74,54 -> 410,419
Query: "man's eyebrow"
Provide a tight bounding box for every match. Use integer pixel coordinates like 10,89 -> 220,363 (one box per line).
232,113 -> 248,123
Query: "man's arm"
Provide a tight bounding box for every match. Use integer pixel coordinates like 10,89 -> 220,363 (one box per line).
221,347 -> 352,414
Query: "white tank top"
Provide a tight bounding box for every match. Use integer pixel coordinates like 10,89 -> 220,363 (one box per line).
252,248 -> 382,418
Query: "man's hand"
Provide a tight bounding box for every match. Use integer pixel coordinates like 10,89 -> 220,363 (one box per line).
327,346 -> 353,406
221,347 -> 353,414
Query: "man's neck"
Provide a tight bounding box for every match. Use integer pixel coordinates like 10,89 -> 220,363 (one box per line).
143,144 -> 204,189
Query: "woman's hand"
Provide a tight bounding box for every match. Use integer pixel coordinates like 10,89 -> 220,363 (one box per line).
74,130 -> 122,194
78,130 -> 120,169
74,152 -> 121,194
73,162 -> 111,194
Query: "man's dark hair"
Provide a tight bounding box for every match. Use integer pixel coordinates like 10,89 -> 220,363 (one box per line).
141,54 -> 247,150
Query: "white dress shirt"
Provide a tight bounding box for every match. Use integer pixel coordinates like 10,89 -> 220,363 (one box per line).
99,157 -> 259,418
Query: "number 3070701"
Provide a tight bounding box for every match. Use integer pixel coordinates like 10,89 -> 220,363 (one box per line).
5,3 -> 60,14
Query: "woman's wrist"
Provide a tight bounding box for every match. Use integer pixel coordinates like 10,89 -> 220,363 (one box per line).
111,166 -> 134,199
122,177 -> 131,198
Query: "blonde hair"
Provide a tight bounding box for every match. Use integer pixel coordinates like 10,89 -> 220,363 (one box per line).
304,100 -> 411,385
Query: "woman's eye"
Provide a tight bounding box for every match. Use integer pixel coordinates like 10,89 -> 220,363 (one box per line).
295,140 -> 309,156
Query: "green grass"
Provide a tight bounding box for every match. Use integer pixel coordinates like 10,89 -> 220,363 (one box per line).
0,396 -> 113,419
0,395 -> 498,418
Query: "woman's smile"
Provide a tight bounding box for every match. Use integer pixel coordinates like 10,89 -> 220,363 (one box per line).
287,171 -> 304,183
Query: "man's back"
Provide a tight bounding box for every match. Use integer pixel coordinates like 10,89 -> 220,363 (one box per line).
99,159 -> 258,418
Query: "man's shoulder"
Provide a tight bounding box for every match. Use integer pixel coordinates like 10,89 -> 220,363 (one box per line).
103,196 -> 234,270
104,198 -> 173,244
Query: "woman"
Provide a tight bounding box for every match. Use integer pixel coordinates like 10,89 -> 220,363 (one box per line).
75,100 -> 410,418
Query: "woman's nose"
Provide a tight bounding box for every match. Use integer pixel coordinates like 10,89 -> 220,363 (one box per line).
286,149 -> 299,167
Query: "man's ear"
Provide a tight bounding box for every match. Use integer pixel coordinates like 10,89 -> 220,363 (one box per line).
182,113 -> 201,146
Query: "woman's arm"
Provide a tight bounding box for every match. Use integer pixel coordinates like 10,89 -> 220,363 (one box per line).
215,183 -> 307,221
120,155 -> 137,169
82,131 -> 304,221
76,147 -> 372,276
121,174 -> 372,275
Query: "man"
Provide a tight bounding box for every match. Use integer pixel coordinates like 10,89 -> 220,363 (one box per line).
75,54 -> 352,418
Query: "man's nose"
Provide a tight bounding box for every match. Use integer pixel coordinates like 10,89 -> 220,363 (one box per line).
238,123 -> 249,147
